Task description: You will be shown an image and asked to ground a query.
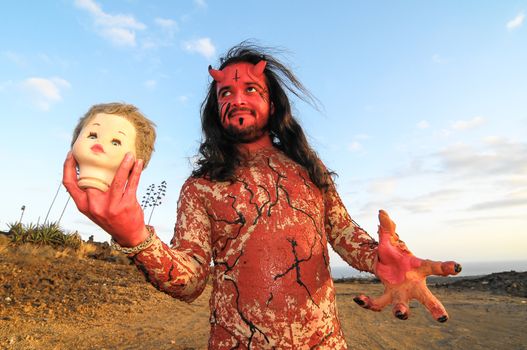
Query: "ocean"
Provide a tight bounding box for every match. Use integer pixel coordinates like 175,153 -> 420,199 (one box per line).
330,260 -> 527,279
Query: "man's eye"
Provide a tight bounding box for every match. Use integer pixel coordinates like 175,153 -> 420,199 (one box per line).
221,91 -> 231,97
246,87 -> 257,93
111,139 -> 122,146
88,132 -> 97,139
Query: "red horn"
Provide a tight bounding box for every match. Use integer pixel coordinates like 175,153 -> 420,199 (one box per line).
251,60 -> 267,77
208,65 -> 225,82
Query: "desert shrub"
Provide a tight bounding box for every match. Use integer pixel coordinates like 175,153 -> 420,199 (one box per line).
7,222 -> 83,250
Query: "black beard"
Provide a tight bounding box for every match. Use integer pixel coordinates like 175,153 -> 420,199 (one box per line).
224,124 -> 268,143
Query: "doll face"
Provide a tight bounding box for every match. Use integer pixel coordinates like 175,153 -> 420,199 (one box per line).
215,62 -> 272,141
72,113 -> 137,170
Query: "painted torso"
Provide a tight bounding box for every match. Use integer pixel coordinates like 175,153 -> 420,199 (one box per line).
184,147 -> 345,348
132,146 -> 378,349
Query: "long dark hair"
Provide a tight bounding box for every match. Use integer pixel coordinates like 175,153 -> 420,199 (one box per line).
192,42 -> 334,190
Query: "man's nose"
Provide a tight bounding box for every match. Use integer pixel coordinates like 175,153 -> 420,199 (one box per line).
231,91 -> 246,106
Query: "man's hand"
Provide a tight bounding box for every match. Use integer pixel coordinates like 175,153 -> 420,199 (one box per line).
62,151 -> 148,247
353,210 -> 462,322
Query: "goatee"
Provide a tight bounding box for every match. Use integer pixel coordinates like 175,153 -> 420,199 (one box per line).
225,124 -> 268,144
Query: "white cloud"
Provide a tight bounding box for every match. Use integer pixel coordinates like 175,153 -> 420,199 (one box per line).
144,79 -> 157,89
194,0 -> 207,8
155,18 -> 178,30
417,120 -> 430,129
354,134 -> 370,140
183,38 -> 216,59
20,77 -> 71,111
347,141 -> 362,152
432,54 -> 449,64
368,178 -> 397,196
346,134 -> 369,153
0,80 -> 14,92
178,95 -> 189,103
451,116 -> 485,131
74,0 -> 146,47
2,51 -> 27,67
506,11 -> 525,31
101,27 -> 136,46
435,139 -> 527,177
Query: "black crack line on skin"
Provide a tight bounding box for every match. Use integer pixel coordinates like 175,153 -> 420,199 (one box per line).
134,251 -> 187,293
267,158 -> 326,302
210,321 -> 241,350
266,292 -> 273,306
235,178 -> 270,225
208,195 -> 246,251
257,88 -> 269,103
221,102 -> 232,124
309,330 -> 333,350
298,171 -> 311,189
280,183 -> 329,268
266,158 -> 286,216
215,249 -> 244,275
226,278 -> 270,349
274,237 -> 318,307
353,223 -> 379,250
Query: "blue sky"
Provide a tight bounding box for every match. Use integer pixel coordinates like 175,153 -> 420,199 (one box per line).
1,1 -> 526,268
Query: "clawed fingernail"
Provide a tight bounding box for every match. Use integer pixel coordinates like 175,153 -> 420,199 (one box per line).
437,315 -> 448,323
353,297 -> 365,306
395,311 -> 408,320
454,264 -> 462,273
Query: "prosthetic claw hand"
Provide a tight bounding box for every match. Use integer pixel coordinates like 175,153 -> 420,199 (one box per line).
353,210 -> 462,322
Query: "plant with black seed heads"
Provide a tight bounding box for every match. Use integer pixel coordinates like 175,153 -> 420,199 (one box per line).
141,181 -> 167,225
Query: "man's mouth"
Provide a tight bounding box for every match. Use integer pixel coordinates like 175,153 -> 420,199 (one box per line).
228,107 -> 255,119
90,144 -> 105,154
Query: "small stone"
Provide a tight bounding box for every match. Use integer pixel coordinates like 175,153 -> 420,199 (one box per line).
5,297 -> 11,303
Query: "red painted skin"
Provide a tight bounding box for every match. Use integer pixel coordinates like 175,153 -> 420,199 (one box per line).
62,61 -> 461,349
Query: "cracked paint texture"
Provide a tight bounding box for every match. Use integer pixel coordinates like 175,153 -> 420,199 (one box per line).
131,147 -> 378,349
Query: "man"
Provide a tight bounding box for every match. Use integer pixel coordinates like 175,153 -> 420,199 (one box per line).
63,43 -> 461,349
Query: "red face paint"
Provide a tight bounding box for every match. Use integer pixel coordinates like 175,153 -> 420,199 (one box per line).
210,61 -> 272,142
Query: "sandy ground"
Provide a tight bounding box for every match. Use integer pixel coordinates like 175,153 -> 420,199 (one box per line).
1,238 -> 526,350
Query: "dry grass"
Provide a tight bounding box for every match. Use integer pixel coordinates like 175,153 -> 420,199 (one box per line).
0,234 -> 10,254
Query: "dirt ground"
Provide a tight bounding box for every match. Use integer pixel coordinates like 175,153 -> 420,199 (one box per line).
1,236 -> 526,350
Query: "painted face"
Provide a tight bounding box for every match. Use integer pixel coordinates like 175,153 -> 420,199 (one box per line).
211,61 -> 272,142
72,113 -> 137,172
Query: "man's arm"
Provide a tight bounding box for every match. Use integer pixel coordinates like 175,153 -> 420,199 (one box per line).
129,178 -> 212,303
63,152 -> 211,303
324,178 -> 378,273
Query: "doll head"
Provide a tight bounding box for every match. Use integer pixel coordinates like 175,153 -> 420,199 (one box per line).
71,103 -> 156,166
71,103 -> 156,191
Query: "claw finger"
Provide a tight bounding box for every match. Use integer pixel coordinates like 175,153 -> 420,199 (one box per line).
392,290 -> 410,320
378,210 -> 396,233
393,303 -> 409,320
419,259 -> 462,277
353,291 -> 391,312
415,284 -> 449,322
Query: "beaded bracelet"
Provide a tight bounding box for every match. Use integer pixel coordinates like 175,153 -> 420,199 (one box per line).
110,226 -> 155,255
